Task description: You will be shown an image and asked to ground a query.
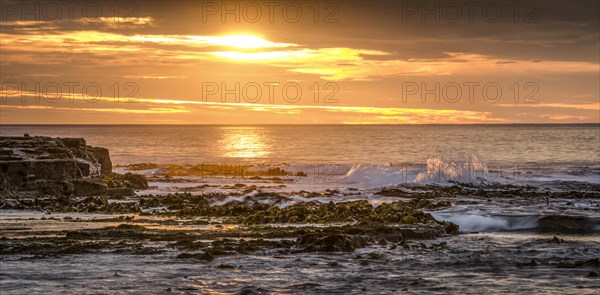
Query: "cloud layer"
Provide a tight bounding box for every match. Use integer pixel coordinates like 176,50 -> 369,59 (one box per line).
1,0 -> 598,124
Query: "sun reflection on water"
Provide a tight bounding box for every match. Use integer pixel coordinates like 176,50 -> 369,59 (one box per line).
220,127 -> 270,158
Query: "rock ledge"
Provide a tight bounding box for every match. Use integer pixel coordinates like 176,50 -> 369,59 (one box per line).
0,135 -> 143,197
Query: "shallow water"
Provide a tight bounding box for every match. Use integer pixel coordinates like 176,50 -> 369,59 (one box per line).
2,231 -> 598,294
2,182 -> 599,294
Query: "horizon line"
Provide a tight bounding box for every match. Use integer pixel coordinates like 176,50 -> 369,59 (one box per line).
1,123 -> 599,126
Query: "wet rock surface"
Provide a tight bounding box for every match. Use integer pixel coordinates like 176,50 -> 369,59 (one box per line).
1,180 -> 598,294
0,212 -> 455,258
0,190 -> 459,259
377,183 -> 600,200
0,136 -> 145,198
0,136 -> 109,195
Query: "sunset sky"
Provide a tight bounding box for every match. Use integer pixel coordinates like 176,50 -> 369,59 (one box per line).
1,0 -> 598,124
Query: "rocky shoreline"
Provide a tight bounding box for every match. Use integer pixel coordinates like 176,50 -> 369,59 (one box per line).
1,135 -> 459,259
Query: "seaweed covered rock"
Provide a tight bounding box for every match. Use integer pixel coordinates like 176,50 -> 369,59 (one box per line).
107,188 -> 136,198
296,233 -> 368,252
104,172 -> 148,189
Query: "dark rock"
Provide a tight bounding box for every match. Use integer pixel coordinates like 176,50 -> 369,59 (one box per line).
58,138 -> 86,149
73,179 -> 108,196
526,259 -> 538,266
77,161 -> 91,177
43,147 -> 72,159
296,233 -> 366,252
443,221 -> 460,234
217,263 -> 234,269
549,236 -> 563,243
0,149 -> 19,161
104,172 -> 148,189
121,173 -> 148,189
177,249 -> 229,261
88,147 -> 112,175
107,188 -> 136,198
538,215 -> 597,234
237,286 -> 264,295
0,136 -> 114,197
554,258 -> 599,268
0,160 -> 82,188
35,179 -> 74,195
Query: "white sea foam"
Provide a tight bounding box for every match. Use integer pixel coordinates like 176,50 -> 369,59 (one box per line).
340,154 -> 490,187
339,154 -> 600,188
340,164 -> 411,187
433,213 -> 512,231
414,154 -> 488,183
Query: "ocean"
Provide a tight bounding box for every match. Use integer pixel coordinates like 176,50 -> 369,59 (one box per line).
1,124 -> 598,164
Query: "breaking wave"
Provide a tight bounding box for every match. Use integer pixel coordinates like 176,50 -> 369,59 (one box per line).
340,154 -> 600,188
341,154 -> 489,187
